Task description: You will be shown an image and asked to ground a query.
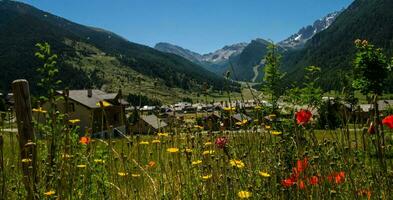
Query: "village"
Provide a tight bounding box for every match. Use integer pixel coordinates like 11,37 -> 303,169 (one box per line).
2,89 -> 392,137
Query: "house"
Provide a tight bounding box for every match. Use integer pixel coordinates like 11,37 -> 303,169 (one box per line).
131,114 -> 168,134
203,112 -> 221,131
40,89 -> 129,135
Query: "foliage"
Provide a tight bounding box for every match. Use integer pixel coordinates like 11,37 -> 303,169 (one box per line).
262,43 -> 285,112
281,0 -> 393,92
35,42 -> 61,100
127,93 -> 162,107
301,66 -> 323,108
352,39 -> 389,96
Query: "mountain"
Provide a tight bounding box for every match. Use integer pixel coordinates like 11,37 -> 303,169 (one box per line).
202,43 -> 248,63
282,0 -> 393,91
0,0 -> 236,102
278,11 -> 342,50
155,42 -> 248,76
154,42 -> 203,64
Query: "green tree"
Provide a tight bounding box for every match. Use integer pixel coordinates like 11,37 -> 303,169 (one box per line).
35,42 -> 61,101
262,42 -> 285,113
352,39 -> 390,170
352,40 -> 389,95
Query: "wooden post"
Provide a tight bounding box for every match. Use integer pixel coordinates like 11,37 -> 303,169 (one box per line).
12,79 -> 37,199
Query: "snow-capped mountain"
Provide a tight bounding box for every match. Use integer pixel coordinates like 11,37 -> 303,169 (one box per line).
278,10 -> 342,49
201,43 -> 248,63
155,42 -> 248,65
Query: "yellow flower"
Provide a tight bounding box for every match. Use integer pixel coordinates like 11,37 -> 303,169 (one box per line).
158,132 -> 169,137
204,142 -> 212,146
68,119 -> 80,124
184,148 -> 193,153
44,190 -> 55,196
167,147 -> 179,153
152,139 -> 161,144
139,141 -> 149,145
192,160 -> 203,165
268,114 -> 276,119
76,164 -> 86,168
194,125 -> 203,129
238,191 -> 252,199
131,174 -> 141,177
229,159 -> 245,169
94,159 -> 105,164
202,174 -> 212,180
118,172 -> 128,177
21,158 -> 32,163
259,171 -> 271,177
223,107 -> 235,111
32,107 -> 47,113
62,154 -> 73,159
202,150 -> 215,155
265,125 -> 271,130
271,131 -> 282,136
96,100 -> 111,107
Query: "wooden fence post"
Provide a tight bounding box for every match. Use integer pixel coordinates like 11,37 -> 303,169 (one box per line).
12,79 -> 37,199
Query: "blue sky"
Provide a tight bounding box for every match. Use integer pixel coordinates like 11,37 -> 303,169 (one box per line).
20,0 -> 353,54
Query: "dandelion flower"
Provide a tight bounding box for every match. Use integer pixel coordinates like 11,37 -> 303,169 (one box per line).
265,125 -> 271,130
223,107 -> 235,111
21,158 -> 32,163
259,171 -> 271,177
167,147 -> 179,153
76,164 -> 86,168
131,174 -> 141,177
194,125 -> 204,129
202,174 -> 212,180
184,148 -> 193,153
118,172 -> 128,177
158,132 -> 169,137
238,191 -> 251,199
204,142 -> 212,146
94,159 -> 105,164
32,107 -> 47,113
139,141 -> 149,145
230,159 -> 245,169
271,131 -> 282,136
192,160 -> 203,165
44,190 -> 55,196
68,119 -> 80,124
202,150 -> 215,155
152,139 -> 161,144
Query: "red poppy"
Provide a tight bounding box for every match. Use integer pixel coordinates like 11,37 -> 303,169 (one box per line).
309,176 -> 319,185
382,115 -> 393,129
296,109 -> 312,125
79,136 -> 91,145
296,158 -> 308,173
282,178 -> 296,188
298,180 -> 306,190
368,122 -> 375,135
215,137 -> 228,149
328,171 -> 345,184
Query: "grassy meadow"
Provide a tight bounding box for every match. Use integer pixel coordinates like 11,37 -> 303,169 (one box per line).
1,109 -> 392,199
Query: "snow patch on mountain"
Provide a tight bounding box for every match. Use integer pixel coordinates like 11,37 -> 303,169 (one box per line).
278,10 -> 342,49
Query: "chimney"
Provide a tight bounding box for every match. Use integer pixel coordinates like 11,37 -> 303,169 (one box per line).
87,89 -> 92,98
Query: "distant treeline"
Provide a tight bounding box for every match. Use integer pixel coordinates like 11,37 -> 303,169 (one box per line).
127,94 -> 162,107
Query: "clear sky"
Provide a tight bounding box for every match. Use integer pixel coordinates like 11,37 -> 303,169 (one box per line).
19,0 -> 353,54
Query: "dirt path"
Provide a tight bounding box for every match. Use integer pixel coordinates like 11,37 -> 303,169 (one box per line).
251,59 -> 265,82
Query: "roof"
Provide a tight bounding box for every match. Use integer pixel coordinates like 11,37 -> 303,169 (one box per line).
57,90 -> 128,109
232,113 -> 252,121
141,115 -> 168,129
